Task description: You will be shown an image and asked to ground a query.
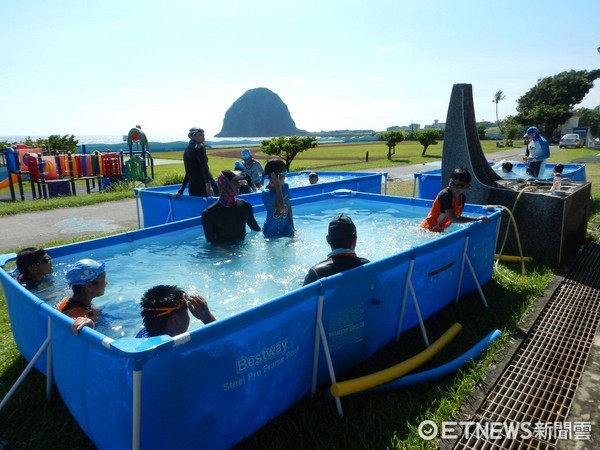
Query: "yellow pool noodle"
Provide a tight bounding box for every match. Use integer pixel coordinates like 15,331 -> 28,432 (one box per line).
494,254 -> 533,263
330,322 -> 463,398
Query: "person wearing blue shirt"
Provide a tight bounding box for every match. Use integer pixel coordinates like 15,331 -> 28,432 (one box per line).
262,159 -> 295,238
522,126 -> 550,178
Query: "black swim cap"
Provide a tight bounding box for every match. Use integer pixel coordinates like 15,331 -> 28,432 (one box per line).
328,214 -> 357,244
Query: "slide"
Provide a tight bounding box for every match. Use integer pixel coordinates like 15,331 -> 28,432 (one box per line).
0,174 -> 23,190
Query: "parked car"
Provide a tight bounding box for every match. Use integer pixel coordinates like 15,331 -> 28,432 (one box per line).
559,133 -> 584,148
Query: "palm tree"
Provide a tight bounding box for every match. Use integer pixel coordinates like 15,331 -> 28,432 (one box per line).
492,90 -> 506,134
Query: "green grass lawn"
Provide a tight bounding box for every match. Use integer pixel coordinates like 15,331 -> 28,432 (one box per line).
1,141 -> 599,449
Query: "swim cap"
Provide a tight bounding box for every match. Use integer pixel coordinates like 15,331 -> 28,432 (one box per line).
523,127 -> 538,138
241,148 -> 252,160
328,214 -> 357,244
66,259 -> 105,286
234,161 -> 245,171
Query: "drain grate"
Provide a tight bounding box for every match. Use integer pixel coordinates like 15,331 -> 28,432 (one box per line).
452,243 -> 600,450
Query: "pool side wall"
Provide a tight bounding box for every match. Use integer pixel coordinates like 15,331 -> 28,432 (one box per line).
136,171 -> 386,228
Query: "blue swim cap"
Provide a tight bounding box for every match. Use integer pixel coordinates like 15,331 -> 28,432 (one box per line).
241,148 -> 252,160
234,161 -> 245,171
66,259 -> 105,286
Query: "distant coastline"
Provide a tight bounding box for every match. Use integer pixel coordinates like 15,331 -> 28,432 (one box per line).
1,133 -> 378,153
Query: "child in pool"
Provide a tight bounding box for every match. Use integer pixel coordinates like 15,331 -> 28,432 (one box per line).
262,159 -> 295,238
421,167 -> 488,232
16,247 -> 54,290
137,285 -> 216,338
56,259 -> 107,335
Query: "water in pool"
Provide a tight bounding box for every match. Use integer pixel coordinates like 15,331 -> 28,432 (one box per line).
42,198 -> 447,339
283,172 -> 346,187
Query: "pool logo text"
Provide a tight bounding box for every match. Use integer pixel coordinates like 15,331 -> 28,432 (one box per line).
235,339 -> 289,373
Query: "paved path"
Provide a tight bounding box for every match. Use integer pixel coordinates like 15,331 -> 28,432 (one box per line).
0,199 -> 139,253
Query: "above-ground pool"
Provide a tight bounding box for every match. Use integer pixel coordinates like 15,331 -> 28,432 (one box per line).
135,171 -> 387,227
1,191 -> 501,450
413,163 -> 586,200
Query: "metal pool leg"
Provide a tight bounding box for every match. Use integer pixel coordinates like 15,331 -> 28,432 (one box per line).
318,318 -> 343,417
456,235 -> 488,308
312,291 -> 343,416
166,198 -> 174,224
0,336 -> 51,412
46,317 -> 53,400
132,370 -> 142,450
456,238 -> 469,304
135,191 -> 141,229
311,293 -> 324,396
396,258 -> 430,347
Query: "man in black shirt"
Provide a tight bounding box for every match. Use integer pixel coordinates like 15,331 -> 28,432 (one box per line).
174,127 -> 218,198
303,214 -> 370,285
202,170 -> 261,243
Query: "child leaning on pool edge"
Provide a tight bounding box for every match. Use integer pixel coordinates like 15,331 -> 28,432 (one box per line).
56,259 -> 107,335
421,167 -> 488,232
137,285 -> 216,338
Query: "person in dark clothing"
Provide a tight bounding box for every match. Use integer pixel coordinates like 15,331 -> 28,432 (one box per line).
303,214 -> 370,285
202,170 -> 261,243
174,127 -> 218,198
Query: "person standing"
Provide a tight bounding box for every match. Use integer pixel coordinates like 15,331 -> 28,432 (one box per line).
522,126 -> 550,178
262,159 -> 295,238
239,148 -> 264,190
303,214 -> 370,285
174,127 -> 218,198
201,170 -> 261,243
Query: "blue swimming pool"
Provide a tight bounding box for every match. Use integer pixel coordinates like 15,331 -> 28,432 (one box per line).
0,191 -> 501,450
413,163 -> 587,200
135,171 -> 386,227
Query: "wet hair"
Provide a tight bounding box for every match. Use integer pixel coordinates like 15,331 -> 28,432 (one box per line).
16,247 -> 46,278
450,167 -> 472,184
140,285 -> 186,336
554,163 -> 564,175
501,162 -> 513,173
263,158 -> 287,176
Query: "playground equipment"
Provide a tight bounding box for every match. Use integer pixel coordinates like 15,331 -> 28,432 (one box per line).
1,127 -> 155,201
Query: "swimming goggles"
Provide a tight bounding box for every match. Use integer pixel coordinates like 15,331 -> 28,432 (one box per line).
143,293 -> 187,318
30,255 -> 52,268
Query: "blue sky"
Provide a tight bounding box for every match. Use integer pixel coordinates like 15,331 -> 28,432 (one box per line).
1,0 -> 599,139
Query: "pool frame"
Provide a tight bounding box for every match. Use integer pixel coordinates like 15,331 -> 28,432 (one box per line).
135,171 -> 387,228
1,191 -> 501,450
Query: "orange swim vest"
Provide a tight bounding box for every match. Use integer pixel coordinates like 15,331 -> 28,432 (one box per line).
421,189 -> 464,232
56,297 -> 100,323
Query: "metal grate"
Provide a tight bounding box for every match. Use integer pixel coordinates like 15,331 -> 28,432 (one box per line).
452,243 -> 600,450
